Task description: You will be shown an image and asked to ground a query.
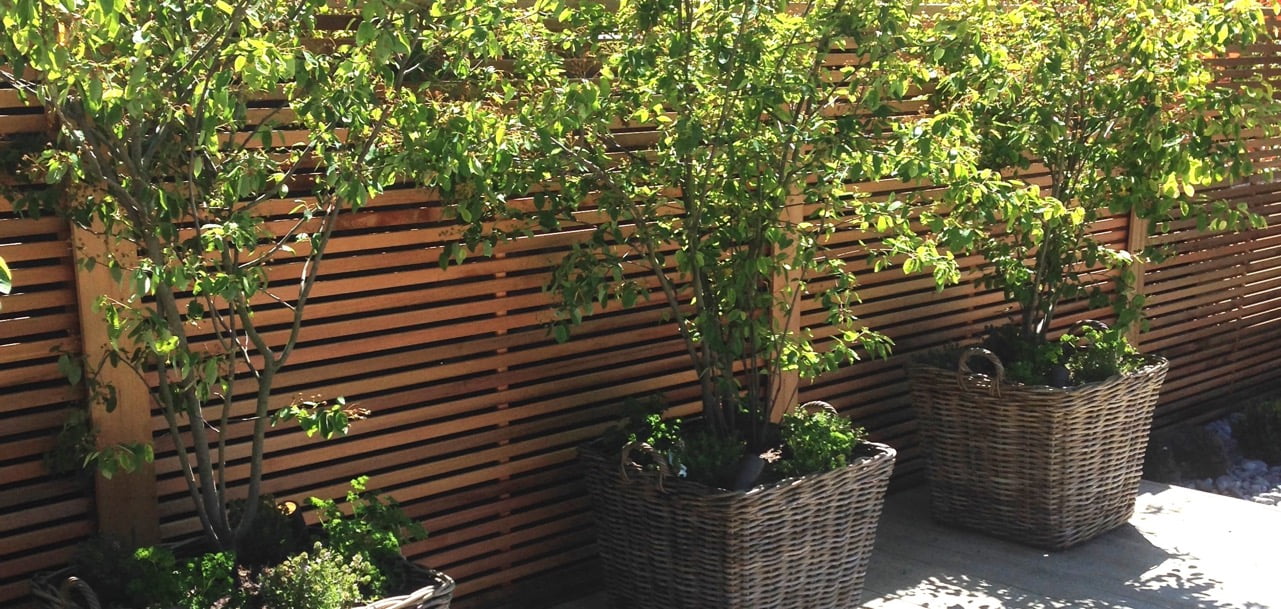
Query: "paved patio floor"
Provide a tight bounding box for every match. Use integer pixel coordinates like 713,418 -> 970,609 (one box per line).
551,481 -> 1281,608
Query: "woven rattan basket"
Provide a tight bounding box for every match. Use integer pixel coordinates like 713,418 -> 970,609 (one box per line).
907,346 -> 1170,550
581,439 -> 895,609
31,561 -> 453,609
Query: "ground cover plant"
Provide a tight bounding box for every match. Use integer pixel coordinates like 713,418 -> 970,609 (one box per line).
916,0 -> 1281,381
67,479 -> 422,609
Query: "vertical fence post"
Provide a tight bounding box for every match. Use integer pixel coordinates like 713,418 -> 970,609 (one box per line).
71,222 -> 160,545
1126,210 -> 1149,349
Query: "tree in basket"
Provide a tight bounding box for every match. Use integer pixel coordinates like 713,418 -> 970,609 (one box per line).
900,0 -> 1281,549
465,0 -> 973,606
1,0 -> 565,597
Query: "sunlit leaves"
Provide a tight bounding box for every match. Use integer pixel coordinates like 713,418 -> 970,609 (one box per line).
272,396 -> 364,440
920,0 -> 1279,339
509,0 -> 951,442
1,0 -> 569,543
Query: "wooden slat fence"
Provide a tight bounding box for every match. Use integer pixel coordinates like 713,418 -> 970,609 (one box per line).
0,91 -> 90,607
3,16 -> 1281,609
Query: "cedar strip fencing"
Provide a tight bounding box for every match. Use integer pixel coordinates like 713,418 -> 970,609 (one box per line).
3,17 -> 1281,609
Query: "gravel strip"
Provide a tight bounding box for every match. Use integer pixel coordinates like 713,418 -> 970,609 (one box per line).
1180,416 -> 1281,507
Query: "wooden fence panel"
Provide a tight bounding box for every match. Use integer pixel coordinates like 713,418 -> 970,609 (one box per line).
1137,18 -> 1281,426
3,16 -> 1281,609
0,88 -> 89,609
1144,180 -> 1281,426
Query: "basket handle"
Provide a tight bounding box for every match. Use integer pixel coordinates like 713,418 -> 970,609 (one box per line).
619,441 -> 670,493
789,400 -> 837,417
957,347 -> 1004,397
58,576 -> 101,609
1062,320 -> 1114,350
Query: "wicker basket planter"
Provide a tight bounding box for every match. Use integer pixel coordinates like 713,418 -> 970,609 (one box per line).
31,560 -> 453,609
907,347 -> 1170,550
580,440 -> 896,609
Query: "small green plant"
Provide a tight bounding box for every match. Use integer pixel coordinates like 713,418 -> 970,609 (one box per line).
1237,401 -> 1281,464
674,428 -> 747,489
64,478 -> 426,607
259,543 -> 370,609
1061,325 -> 1144,384
980,325 -> 1068,386
600,396 -> 668,455
71,539 -> 182,609
632,414 -> 684,456
976,324 -> 1144,387
607,399 -> 873,487
775,406 -> 866,478
311,477 -> 427,597
175,551 -> 241,609
607,402 -> 745,488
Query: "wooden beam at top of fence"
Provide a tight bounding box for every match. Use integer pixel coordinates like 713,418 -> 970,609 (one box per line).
71,220 -> 159,546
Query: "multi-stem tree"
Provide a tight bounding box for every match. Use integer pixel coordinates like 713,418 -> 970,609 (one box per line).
0,0 -> 566,550
921,0 -> 1280,346
487,0 -> 966,458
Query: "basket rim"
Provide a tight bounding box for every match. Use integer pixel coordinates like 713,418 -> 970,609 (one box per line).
351,568 -> 454,609
906,353 -> 1169,395
581,439 -> 895,498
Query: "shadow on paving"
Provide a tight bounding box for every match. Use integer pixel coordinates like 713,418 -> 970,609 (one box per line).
537,482 -> 1280,609
860,485 -> 1274,609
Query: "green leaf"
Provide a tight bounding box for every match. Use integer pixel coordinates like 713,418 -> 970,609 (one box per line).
58,354 -> 83,386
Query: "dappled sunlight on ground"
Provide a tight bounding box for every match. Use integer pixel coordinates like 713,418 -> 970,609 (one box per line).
859,482 -> 1280,609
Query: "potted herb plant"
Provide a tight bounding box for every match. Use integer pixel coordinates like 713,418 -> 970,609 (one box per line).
904,0 -> 1281,549
1,0 -> 565,603
474,0 -> 971,606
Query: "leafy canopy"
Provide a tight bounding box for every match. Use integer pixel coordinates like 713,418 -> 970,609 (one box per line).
1,0 -> 568,548
480,0 -> 969,454
920,0 -> 1279,343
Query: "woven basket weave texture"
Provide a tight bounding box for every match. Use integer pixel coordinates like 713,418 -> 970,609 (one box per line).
581,441 -> 896,609
907,355 -> 1169,550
